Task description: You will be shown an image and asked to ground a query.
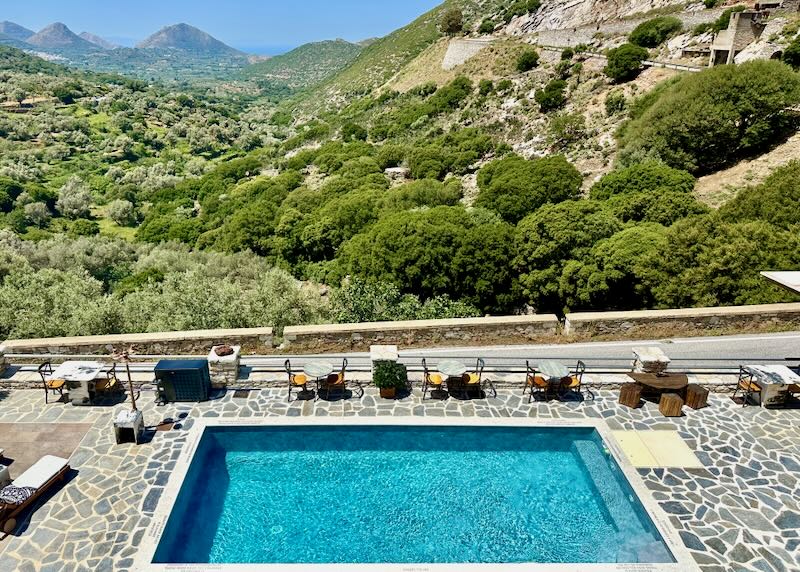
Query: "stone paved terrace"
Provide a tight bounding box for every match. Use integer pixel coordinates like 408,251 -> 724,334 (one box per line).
0,375 -> 797,572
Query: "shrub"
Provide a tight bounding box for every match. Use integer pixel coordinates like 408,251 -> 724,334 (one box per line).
441,8 -> 464,35
342,122 -> 368,142
23,202 -> 51,227
479,19 -> 496,34
605,91 -> 626,115
549,112 -> 587,150
69,219 -> 100,237
497,79 -> 513,93
783,36 -> 800,69
619,61 -> 800,173
478,79 -> 494,96
108,199 -> 137,226
590,162 -> 696,200
561,47 -> 575,60
56,176 -> 93,219
504,0 -> 541,23
604,43 -> 649,82
629,17 -> 682,48
475,154 -> 582,223
516,49 -> 540,72
719,161 -> 800,228
534,79 -> 567,112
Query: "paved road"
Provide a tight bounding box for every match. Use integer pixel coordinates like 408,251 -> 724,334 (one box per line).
246,331 -> 800,374
11,331 -> 800,375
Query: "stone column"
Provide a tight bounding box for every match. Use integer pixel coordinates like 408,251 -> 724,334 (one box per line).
208,345 -> 241,389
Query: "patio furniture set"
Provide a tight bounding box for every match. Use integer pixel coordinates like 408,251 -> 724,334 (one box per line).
286,358 -> 364,402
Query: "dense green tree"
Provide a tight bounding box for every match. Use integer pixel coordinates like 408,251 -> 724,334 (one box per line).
534,79 -> 567,112
479,19 -> 496,34
0,178 -> 24,213
440,8 -> 464,35
650,215 -> 800,307
783,36 -> 800,69
56,176 -> 93,219
478,79 -> 495,96
719,161 -> 800,228
475,154 -> 582,223
337,206 -> 519,313
606,190 -> 708,226
342,122 -> 368,142
629,17 -> 682,48
619,61 -> 800,173
560,224 -> 668,311
381,179 -> 462,212
516,49 -> 540,72
604,44 -> 649,82
590,162 -> 696,199
515,201 -> 622,311
69,219 -> 100,237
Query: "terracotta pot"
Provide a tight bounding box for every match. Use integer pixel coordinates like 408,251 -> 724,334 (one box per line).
379,387 -> 397,399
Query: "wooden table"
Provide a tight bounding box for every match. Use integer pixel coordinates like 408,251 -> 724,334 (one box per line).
627,372 -> 689,401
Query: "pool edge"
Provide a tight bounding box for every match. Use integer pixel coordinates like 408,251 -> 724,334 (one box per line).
136,417 -> 699,572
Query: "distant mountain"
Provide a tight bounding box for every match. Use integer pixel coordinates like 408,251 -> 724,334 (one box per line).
242,39 -> 362,89
0,21 -> 34,42
136,23 -> 242,55
79,32 -> 119,50
27,22 -> 96,50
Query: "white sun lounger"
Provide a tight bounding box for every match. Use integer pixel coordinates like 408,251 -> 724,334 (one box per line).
0,455 -> 70,537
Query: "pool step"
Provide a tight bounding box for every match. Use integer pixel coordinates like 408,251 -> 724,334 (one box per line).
573,440 -> 672,564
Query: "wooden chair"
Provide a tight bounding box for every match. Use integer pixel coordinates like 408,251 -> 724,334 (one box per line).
285,359 -> 308,402
523,361 -> 549,402
37,362 -> 65,404
464,358 -> 493,398
94,363 -> 122,397
733,367 -> 760,407
561,360 -> 586,398
421,358 -> 444,400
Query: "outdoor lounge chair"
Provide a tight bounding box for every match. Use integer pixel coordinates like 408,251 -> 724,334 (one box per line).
284,359 -> 308,402
523,361 -> 549,402
37,362 -> 65,404
733,366 -> 760,407
0,455 -> 70,538
421,358 -> 444,400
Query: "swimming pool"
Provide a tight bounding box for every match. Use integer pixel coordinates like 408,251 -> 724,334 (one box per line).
151,422 -> 676,566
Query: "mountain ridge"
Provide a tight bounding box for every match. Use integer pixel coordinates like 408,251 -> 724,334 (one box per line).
0,21 -> 34,42
79,32 -> 119,50
136,23 -> 242,55
26,22 -> 97,50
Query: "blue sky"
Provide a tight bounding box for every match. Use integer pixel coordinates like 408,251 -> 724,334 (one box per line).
3,0 -> 442,54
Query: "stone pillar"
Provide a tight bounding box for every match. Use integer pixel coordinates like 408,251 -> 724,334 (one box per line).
208,345 -> 241,389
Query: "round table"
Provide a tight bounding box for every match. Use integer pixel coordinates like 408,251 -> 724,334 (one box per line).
537,360 -> 569,380
437,360 -> 467,378
304,361 -> 334,379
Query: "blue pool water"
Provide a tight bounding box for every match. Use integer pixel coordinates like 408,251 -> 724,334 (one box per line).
153,426 -> 674,564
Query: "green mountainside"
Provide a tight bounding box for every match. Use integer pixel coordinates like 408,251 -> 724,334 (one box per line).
0,0 -> 799,340
242,40 -> 362,90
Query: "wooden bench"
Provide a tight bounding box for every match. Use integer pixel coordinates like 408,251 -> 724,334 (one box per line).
659,393 -> 684,417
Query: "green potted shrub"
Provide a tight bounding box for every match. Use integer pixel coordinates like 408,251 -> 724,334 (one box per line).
373,361 -> 408,399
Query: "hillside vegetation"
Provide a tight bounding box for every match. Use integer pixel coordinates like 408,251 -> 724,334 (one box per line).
0,0 -> 799,340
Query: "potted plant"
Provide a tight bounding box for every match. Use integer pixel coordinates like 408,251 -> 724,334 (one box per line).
373,361 -> 408,399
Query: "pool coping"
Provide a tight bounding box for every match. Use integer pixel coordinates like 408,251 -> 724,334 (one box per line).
136,417 -> 699,572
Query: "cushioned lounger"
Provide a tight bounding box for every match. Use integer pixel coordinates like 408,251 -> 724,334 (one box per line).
0,455 -> 70,537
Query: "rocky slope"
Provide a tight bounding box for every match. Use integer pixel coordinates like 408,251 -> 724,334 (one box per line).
79,32 -> 119,50
26,22 -> 97,50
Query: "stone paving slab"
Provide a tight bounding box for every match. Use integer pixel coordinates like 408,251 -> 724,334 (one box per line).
0,379 -> 796,572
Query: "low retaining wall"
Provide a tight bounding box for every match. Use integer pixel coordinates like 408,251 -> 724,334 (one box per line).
564,303 -> 800,340
282,315 -> 561,353
2,328 -> 274,357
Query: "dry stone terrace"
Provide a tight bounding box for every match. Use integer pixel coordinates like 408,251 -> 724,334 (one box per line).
0,371 -> 797,572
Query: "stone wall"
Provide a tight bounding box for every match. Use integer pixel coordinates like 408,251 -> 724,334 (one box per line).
282,315 -> 561,354
442,38 -> 494,70
564,303 -> 800,340
2,328 -> 274,358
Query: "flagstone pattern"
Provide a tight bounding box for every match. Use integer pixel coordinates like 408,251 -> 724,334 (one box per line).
0,377 -> 797,572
